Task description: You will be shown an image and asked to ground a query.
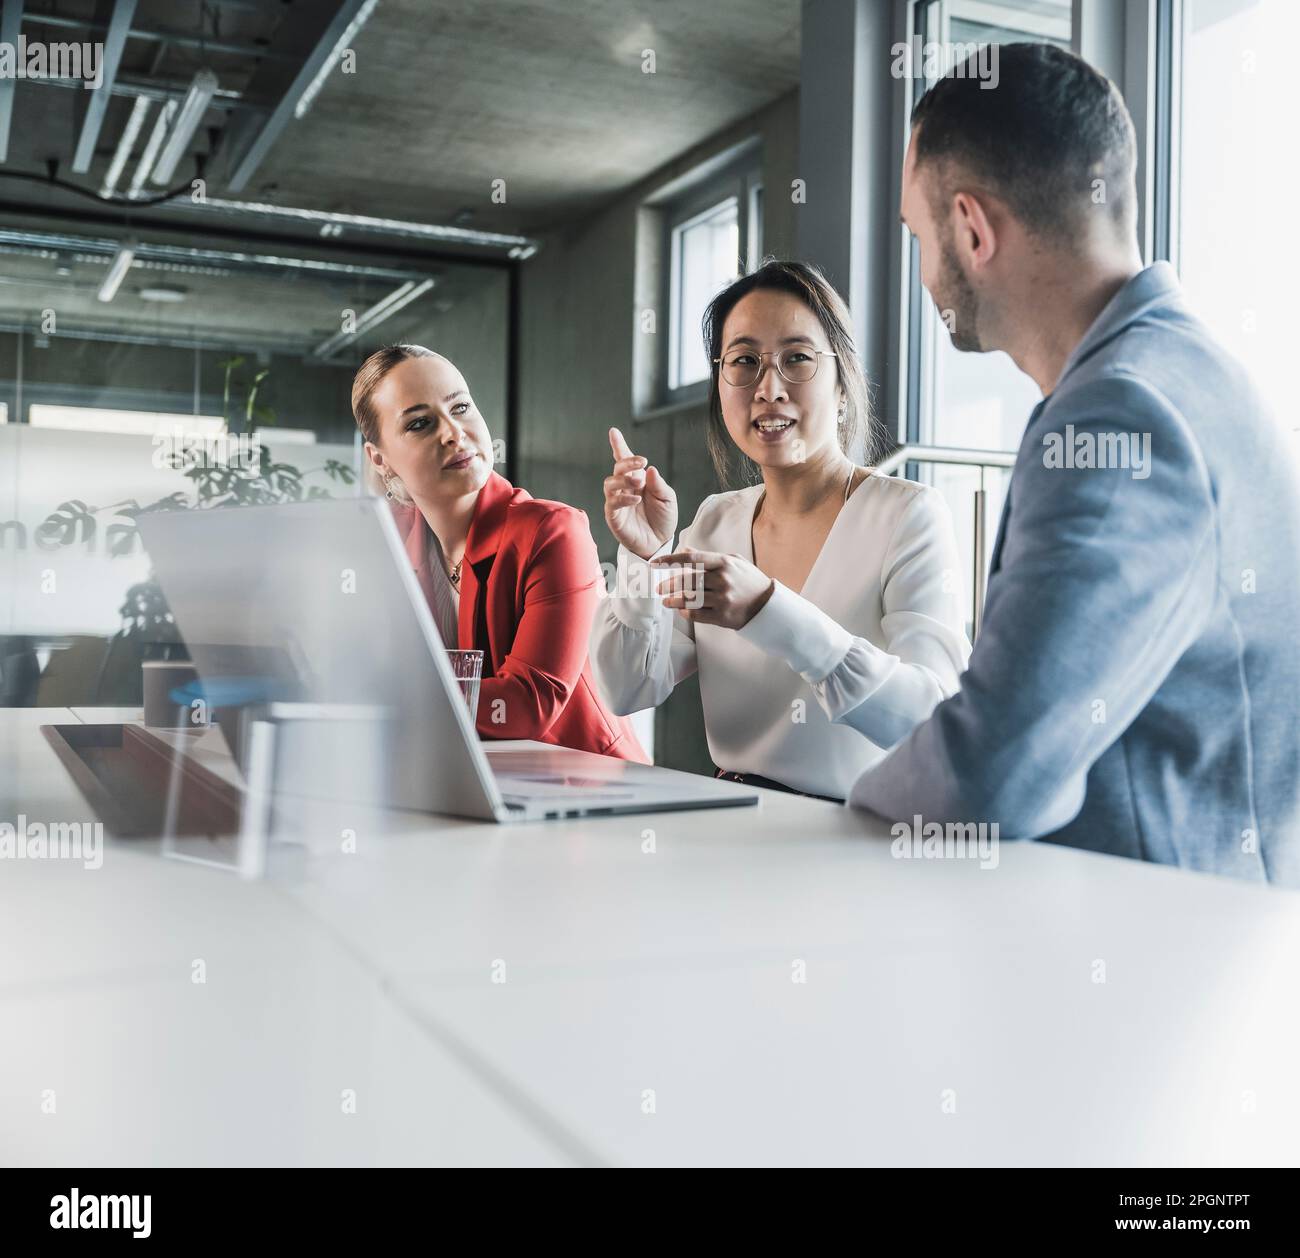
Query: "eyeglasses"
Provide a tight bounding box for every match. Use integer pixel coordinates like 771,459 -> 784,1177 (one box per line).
713,347 -> 838,388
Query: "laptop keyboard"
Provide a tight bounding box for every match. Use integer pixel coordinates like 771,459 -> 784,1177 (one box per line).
495,774 -> 638,801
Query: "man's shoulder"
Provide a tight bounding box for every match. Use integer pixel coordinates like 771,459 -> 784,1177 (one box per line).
1015,358 -> 1216,516
1048,298 -> 1261,435
1044,362 -> 1180,425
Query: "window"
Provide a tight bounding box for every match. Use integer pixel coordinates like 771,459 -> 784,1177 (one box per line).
1176,0 -> 1297,438
904,0 -> 1073,454
656,151 -> 762,408
669,198 -> 740,391
747,182 -> 765,270
898,0 -> 1073,635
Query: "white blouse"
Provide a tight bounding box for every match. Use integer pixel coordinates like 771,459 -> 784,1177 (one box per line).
589,472 -> 971,800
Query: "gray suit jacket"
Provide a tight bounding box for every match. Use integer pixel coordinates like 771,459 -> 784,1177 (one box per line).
849,263 -> 1300,887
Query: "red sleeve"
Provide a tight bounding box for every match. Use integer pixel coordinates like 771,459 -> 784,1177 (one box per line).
476,507 -> 600,740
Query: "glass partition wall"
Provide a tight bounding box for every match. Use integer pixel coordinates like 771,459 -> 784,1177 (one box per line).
0,227 -> 511,707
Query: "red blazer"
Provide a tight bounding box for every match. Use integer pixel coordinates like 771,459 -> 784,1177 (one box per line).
395,472 -> 649,763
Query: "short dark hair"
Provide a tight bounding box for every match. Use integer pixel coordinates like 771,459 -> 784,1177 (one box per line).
910,42 -> 1136,241
701,258 -> 886,488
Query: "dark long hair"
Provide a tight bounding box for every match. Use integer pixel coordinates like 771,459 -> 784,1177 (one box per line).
701,258 -> 884,488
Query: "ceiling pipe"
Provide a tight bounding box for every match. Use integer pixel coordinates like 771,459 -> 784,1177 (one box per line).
0,226 -> 438,284
21,11 -> 296,63
158,197 -> 542,255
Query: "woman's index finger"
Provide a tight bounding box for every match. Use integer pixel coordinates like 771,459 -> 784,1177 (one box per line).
608,426 -> 634,461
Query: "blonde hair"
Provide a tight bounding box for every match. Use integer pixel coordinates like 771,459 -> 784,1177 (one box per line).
351,343 -> 439,503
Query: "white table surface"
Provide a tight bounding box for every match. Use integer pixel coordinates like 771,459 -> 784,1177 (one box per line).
3,707 -> 1299,1166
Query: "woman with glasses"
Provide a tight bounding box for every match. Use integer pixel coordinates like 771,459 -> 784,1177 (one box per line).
590,259 -> 970,801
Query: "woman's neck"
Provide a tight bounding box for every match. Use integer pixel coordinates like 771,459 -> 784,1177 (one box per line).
411,487 -> 479,561
757,447 -> 856,519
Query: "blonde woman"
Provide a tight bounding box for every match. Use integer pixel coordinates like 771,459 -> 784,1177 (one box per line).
354,343 -> 647,761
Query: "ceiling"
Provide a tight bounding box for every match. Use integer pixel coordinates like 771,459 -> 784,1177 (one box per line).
3,0 -> 803,237
256,0 -> 802,234
0,0 -> 801,353
0,230 -> 423,352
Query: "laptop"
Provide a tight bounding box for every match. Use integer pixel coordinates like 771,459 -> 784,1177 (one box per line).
136,497 -> 759,822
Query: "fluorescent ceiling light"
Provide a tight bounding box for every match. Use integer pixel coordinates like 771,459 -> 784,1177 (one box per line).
98,239 -> 138,303
129,99 -> 176,197
353,279 -> 432,329
138,285 -> 188,303
151,69 -> 219,185
312,277 -> 435,358
100,96 -> 152,199
294,0 -> 380,119
342,277 -> 434,338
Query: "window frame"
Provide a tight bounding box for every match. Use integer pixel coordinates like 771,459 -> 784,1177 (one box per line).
901,0 -> 946,451
657,153 -> 763,411
893,0 -> 1172,458
1152,0 -> 1183,268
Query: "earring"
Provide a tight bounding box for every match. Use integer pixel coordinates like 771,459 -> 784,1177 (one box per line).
837,410 -> 846,426
383,473 -> 396,501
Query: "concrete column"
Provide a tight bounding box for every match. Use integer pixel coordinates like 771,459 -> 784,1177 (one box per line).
796,0 -> 897,394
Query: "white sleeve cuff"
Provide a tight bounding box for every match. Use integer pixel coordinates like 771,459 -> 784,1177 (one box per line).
735,579 -> 856,682
608,539 -> 674,629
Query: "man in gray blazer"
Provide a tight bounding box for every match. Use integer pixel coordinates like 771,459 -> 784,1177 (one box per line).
849,43 -> 1300,886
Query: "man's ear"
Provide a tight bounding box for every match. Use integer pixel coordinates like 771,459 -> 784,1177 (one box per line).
952,189 -> 998,269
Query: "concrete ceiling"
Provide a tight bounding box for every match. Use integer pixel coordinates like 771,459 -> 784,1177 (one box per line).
4,0 -> 802,239
8,0 -> 283,174
0,1 -> 800,352
257,0 -> 803,234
